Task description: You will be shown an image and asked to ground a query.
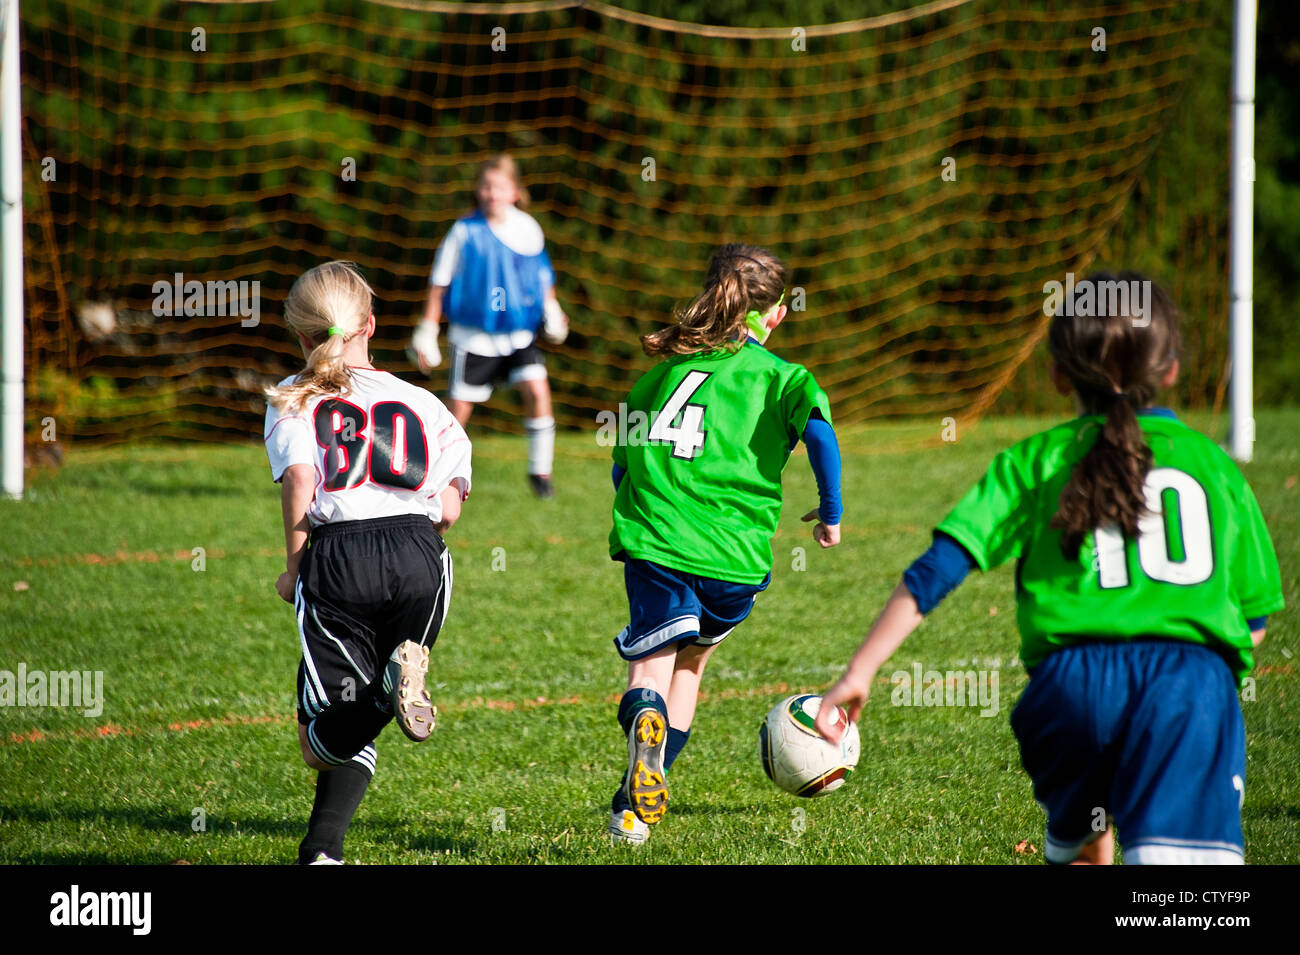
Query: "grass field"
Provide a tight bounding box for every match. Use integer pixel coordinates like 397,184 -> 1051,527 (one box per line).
1,410 -> 1296,865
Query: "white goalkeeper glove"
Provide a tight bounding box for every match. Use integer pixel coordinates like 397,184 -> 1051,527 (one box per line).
408,321 -> 441,373
542,298 -> 569,345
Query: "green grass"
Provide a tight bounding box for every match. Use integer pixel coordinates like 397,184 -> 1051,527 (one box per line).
1,410 -> 1296,864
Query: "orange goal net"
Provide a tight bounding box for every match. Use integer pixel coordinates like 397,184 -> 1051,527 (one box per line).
20,0 -> 1216,447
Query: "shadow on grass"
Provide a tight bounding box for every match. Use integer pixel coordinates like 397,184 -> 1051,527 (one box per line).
0,803 -> 482,864
1251,803 -> 1300,823
662,801 -> 768,817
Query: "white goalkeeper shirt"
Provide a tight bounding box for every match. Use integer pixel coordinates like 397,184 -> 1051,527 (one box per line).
264,368 -> 471,527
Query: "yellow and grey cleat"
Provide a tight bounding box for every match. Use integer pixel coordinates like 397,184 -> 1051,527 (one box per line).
624,708 -> 669,824
609,809 -> 650,845
387,640 -> 436,742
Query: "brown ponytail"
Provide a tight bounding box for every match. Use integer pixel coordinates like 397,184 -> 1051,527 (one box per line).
643,244 -> 788,356
1049,271 -> 1180,557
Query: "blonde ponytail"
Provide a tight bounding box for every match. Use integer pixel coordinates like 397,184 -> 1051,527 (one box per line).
266,261 -> 374,412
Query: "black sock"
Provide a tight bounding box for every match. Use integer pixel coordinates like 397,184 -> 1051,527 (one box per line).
305,687 -> 391,766
298,755 -> 373,864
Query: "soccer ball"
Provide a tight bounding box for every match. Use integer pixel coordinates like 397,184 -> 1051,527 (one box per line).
759,694 -> 860,797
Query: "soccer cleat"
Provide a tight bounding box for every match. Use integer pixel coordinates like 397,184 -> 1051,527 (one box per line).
386,640 -> 436,742
608,809 -> 649,845
307,851 -> 343,865
623,708 -> 669,825
528,474 -> 554,499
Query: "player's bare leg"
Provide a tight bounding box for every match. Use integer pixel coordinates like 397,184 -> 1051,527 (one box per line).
518,375 -> 552,420
449,399 -> 474,427
626,645 -> 676,697
619,646 -> 675,824
519,376 -> 556,497
666,641 -> 718,732
299,723 -> 330,771
1070,825 -> 1115,865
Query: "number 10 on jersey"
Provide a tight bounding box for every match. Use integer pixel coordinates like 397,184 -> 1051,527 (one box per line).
1094,467 -> 1213,588
649,371 -> 711,460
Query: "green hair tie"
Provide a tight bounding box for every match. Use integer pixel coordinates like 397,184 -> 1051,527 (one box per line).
327,326 -> 345,337
745,289 -> 785,339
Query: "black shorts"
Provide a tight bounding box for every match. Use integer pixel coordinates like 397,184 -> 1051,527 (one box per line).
448,343 -> 546,403
295,515 -> 452,728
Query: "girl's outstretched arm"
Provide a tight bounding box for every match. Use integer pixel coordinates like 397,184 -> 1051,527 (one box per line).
815,582 -> 924,741
276,463 -> 315,603
816,533 -> 975,739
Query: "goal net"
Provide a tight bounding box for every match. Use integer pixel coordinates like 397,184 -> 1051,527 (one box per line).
19,0 -> 1216,447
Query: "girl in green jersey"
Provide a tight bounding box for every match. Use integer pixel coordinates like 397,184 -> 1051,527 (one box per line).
607,245 -> 845,843
817,272 -> 1282,864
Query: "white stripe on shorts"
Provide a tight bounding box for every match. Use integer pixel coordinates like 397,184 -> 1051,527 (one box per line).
616,614 -> 701,656
1125,839 -> 1244,865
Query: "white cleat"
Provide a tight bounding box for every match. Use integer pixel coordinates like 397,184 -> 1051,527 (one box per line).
386,640 -> 436,742
609,809 -> 650,845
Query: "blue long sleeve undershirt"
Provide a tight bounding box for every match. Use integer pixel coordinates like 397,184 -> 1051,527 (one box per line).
800,414 -> 842,525
902,532 -> 975,615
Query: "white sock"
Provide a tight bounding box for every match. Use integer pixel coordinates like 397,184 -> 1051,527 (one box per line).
523,415 -> 555,476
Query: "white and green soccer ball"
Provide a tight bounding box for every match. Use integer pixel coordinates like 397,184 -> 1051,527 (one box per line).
759,694 -> 860,797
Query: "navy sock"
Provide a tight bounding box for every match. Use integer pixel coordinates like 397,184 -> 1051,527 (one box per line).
617,687 -> 667,734
298,754 -> 373,864
612,784 -> 631,813
664,727 -> 691,771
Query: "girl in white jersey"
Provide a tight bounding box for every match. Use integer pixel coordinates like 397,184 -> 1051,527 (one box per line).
265,261 -> 471,864
409,154 -> 568,498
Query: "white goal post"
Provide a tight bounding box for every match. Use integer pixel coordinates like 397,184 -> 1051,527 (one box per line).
2,0 -> 24,499
1228,0 -> 1256,463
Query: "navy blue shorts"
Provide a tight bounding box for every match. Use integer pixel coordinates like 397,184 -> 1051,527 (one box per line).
1010,639 -> 1246,865
613,558 -> 770,661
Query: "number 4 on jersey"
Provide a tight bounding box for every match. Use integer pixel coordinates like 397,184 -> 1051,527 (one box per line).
649,371 -> 711,460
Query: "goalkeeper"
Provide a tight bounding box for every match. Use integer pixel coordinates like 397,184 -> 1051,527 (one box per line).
409,154 -> 569,499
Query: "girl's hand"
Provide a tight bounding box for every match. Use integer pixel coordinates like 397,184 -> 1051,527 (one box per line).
815,670 -> 872,743
801,509 -> 840,548
275,571 -> 296,604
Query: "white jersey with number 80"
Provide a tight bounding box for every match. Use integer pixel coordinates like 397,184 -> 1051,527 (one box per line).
264,368 -> 471,527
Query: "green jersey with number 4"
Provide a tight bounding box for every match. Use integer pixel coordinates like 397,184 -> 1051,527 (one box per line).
937,414 -> 1284,684
610,341 -> 831,584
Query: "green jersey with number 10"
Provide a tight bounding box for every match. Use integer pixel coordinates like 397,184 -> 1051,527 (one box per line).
936,414 -> 1284,684
610,341 -> 832,585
